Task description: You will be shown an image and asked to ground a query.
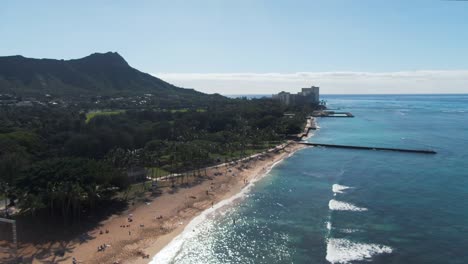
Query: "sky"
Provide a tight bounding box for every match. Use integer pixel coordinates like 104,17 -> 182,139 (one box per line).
1,0 -> 468,94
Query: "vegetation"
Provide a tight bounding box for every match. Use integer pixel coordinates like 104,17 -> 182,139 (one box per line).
0,51 -> 314,222
0,96 -> 310,222
146,167 -> 170,179
15,158 -> 127,219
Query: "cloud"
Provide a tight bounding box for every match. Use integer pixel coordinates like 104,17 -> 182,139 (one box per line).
152,71 -> 468,95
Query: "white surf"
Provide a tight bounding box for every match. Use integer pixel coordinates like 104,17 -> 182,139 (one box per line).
326,238 -> 392,264
328,199 -> 367,212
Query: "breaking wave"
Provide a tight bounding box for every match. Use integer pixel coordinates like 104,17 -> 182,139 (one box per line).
332,184 -> 352,194
328,199 -> 367,212
326,238 -> 393,264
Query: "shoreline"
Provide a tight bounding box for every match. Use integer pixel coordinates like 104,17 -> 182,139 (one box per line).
6,141 -> 307,264
149,147 -> 297,264
136,142 -> 307,264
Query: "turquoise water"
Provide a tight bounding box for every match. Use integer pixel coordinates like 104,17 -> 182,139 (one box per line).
153,95 -> 468,264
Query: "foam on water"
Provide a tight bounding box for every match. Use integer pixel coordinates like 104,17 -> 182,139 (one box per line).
442,109 -> 466,113
326,238 -> 393,264
332,184 -> 351,194
328,199 -> 367,212
339,228 -> 359,234
150,157 -> 287,264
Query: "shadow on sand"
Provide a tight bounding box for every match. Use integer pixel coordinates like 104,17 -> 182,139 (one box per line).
0,199 -> 128,263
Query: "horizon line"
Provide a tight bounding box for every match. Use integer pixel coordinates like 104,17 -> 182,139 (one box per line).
223,93 -> 468,96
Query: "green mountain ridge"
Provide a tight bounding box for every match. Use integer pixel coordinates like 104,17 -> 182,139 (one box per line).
0,52 -> 208,98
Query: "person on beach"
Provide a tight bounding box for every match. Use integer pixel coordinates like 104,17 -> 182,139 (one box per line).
98,245 -> 104,252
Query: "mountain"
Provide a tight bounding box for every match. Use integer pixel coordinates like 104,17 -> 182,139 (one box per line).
0,52 -> 207,98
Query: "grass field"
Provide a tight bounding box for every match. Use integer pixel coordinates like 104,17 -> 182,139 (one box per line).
85,109 -> 206,123
169,108 -> 206,113
146,167 -> 170,179
85,110 -> 125,123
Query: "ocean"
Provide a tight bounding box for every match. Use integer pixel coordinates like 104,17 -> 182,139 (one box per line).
152,94 -> 468,264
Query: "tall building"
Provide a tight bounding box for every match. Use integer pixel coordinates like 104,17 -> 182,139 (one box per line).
274,91 -> 294,105
273,86 -> 320,106
300,86 -> 320,104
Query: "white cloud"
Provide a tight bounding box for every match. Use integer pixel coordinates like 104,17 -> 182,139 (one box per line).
152,71 -> 468,95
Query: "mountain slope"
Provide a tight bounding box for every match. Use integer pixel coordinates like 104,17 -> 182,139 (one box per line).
0,52 -> 205,97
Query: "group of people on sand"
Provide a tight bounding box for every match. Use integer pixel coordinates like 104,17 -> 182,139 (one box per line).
139,251 -> 151,259
97,243 -> 110,252
96,229 -> 111,253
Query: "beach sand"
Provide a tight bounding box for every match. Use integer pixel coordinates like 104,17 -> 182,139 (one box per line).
2,142 -> 306,264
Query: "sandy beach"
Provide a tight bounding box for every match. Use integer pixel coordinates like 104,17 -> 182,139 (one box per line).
4,141 -> 306,264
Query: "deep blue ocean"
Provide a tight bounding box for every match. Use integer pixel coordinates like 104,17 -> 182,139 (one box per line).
153,94 -> 468,264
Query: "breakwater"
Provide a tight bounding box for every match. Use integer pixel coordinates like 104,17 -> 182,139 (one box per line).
296,117 -> 317,140
299,142 -> 437,154
312,111 -> 354,117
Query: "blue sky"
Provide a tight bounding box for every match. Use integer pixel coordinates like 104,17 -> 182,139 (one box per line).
1,0 -> 468,94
